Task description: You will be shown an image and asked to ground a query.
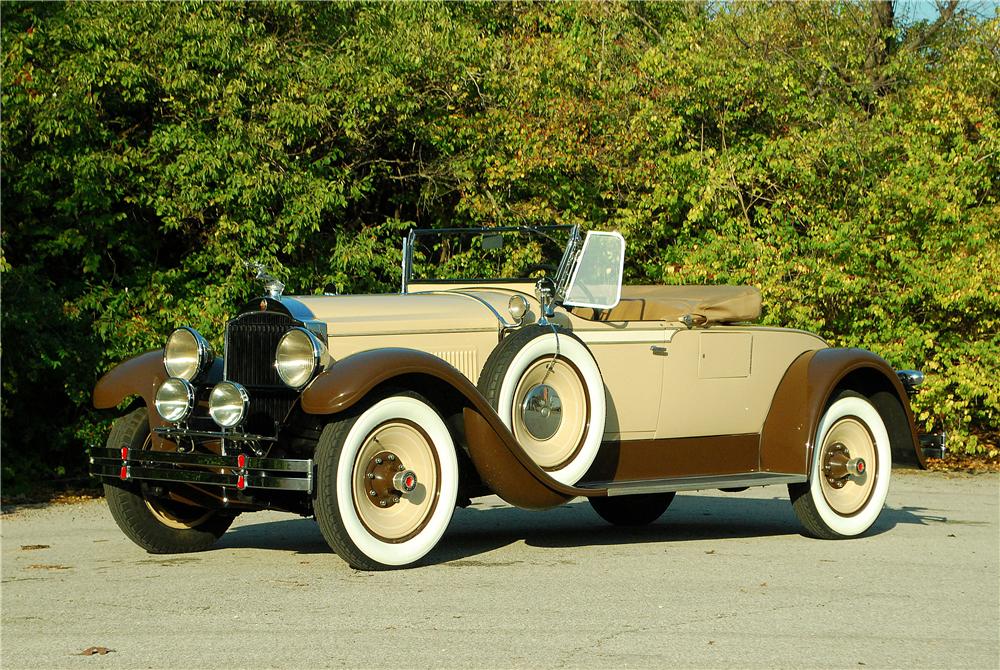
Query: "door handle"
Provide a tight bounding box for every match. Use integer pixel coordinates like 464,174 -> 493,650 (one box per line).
650,346 -> 668,356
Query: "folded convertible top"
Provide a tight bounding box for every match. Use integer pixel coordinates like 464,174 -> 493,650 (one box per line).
570,285 -> 762,324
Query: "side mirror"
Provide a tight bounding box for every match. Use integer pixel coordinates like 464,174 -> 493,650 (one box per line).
562,231 -> 625,309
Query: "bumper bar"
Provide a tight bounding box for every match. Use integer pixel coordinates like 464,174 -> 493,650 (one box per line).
89,447 -> 313,493
920,432 -> 947,460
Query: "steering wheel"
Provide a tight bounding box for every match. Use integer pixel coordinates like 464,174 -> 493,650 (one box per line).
522,262 -> 559,277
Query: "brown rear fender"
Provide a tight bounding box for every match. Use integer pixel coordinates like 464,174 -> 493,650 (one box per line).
301,348 -> 591,508
760,348 -> 925,475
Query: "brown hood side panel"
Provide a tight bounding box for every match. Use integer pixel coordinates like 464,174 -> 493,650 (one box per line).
760,348 -> 925,474
300,348 -> 594,506
92,350 -> 172,450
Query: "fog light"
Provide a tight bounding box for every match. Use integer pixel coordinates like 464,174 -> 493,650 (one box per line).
209,381 -> 249,428
154,377 -> 195,423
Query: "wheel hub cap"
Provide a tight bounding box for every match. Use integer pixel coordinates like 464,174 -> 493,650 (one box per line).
823,442 -> 867,489
521,383 -> 562,440
363,451 -> 414,509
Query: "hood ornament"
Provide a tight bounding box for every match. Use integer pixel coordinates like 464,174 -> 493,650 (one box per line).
244,261 -> 285,300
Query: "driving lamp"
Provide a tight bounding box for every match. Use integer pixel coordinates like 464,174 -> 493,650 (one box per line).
154,378 -> 195,423
209,381 -> 249,428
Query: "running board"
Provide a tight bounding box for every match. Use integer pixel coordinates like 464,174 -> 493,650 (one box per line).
578,472 -> 807,497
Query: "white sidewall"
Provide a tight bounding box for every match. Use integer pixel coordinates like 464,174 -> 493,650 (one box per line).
810,396 -> 892,536
335,396 -> 458,566
497,332 -> 606,485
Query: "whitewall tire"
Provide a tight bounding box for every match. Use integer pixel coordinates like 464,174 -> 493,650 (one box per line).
478,325 -> 606,486
314,393 -> 459,570
789,391 -> 892,539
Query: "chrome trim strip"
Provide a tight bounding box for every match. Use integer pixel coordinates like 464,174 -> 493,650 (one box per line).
328,327 -> 495,338
580,472 -> 807,496
578,330 -> 675,345
420,290 -> 519,329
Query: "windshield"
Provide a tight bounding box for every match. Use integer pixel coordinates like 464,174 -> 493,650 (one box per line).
402,225 -> 575,290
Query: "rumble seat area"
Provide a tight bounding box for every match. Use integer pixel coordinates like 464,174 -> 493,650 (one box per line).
569,285 -> 762,324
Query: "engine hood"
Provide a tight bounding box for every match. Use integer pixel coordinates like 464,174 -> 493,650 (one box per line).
283,292 -> 513,337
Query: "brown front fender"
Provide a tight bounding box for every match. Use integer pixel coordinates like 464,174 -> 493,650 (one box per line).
93,350 -> 173,449
93,350 -> 166,410
760,348 -> 925,475
301,348 -> 589,508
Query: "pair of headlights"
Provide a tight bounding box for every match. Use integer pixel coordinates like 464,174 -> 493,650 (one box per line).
156,325 -> 329,428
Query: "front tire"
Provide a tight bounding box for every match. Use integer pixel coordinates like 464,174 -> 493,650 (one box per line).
313,393 -> 459,570
789,391 -> 892,539
103,409 -> 234,553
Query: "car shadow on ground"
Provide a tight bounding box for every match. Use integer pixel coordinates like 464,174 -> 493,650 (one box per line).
215,492 -> 938,566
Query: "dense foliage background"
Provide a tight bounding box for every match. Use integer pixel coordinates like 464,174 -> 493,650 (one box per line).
2,1 -> 997,491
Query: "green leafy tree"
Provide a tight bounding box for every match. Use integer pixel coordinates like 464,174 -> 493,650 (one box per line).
2,1 -> 996,491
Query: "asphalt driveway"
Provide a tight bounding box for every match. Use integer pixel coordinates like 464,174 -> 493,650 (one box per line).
2,469 -> 997,669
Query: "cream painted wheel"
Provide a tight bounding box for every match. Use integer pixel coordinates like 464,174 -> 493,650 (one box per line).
511,357 -> 588,469
350,420 -> 440,543
479,325 -> 606,486
144,498 -> 215,530
103,408 -> 233,554
314,393 -> 459,570
790,392 -> 892,539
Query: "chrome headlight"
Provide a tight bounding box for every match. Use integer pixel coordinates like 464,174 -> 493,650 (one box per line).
275,327 -> 328,389
208,381 -> 249,429
154,378 -> 195,424
163,327 -> 214,380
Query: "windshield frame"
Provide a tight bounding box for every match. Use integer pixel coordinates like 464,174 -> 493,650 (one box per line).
400,225 -> 578,293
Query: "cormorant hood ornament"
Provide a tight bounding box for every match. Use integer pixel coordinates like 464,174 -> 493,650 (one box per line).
245,261 -> 285,300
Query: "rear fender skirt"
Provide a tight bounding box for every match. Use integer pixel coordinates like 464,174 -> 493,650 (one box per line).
760,348 -> 925,474
301,348 -> 587,508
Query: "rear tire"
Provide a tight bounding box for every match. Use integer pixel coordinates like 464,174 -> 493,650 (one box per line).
789,391 -> 891,539
589,492 -> 675,526
104,409 -> 233,553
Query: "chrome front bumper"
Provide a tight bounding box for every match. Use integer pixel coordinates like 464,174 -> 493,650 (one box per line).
89,447 -> 313,493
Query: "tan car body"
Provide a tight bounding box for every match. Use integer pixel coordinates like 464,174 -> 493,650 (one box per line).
94,282 -> 924,511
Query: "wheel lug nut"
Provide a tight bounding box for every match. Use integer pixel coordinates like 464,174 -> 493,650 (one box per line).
368,473 -> 375,479
375,458 -> 383,465
392,496 -> 399,503
398,464 -> 404,471
379,500 -> 387,507
369,490 -> 376,497
388,454 -> 395,461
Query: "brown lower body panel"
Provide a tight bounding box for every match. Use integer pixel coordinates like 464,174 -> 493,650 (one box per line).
584,434 -> 760,482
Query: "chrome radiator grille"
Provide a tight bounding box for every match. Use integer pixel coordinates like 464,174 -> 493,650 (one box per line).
225,312 -> 295,387
224,311 -> 298,432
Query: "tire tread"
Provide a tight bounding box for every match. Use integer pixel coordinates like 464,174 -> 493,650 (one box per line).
104,409 -> 233,554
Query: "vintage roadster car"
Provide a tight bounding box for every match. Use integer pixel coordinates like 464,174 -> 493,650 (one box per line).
90,225 -> 931,570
